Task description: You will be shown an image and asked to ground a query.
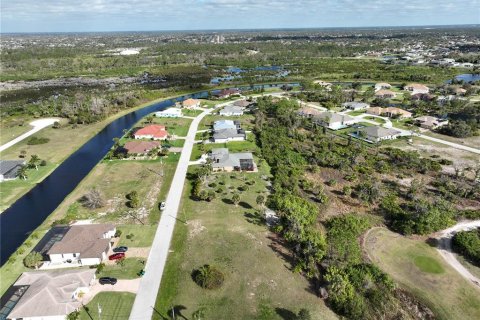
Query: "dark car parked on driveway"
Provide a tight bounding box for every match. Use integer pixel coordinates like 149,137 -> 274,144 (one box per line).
99,277 -> 117,285
108,252 -> 125,260
112,246 -> 128,253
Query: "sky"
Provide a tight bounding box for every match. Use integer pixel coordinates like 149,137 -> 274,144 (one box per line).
1,0 -> 479,33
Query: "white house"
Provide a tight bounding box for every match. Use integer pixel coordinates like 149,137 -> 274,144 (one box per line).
213,120 -> 239,131
219,105 -> 244,116
45,224 -> 116,266
155,107 -> 183,118
342,102 -> 370,111
213,128 -> 246,143
374,82 -> 392,91
404,83 -> 429,94
5,269 -> 96,320
313,112 -> 356,130
356,126 -> 402,143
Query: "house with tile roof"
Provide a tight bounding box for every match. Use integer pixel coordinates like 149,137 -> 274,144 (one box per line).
404,83 -> 429,94
134,124 -> 168,140
123,140 -> 161,155
374,89 -> 396,99
182,98 -> 201,109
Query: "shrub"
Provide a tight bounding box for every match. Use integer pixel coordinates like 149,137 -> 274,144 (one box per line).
192,265 -> 225,289
115,229 -> 123,237
40,160 -> 47,166
327,179 -> 337,187
27,137 -> 50,145
80,189 -> 105,209
24,251 -> 43,268
208,182 -> 217,188
96,263 -> 105,274
216,187 -> 225,194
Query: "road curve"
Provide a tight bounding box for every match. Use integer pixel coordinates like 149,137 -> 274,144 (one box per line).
436,220 -> 480,289
128,100 -> 232,320
0,118 -> 59,152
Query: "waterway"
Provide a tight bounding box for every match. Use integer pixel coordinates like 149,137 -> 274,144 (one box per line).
0,83 -> 298,265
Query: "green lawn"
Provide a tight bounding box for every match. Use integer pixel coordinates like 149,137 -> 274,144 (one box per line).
346,110 -> 366,116
98,258 -> 145,279
117,225 -> 157,247
153,162 -> 337,320
0,123 -> 33,145
365,228 -> 480,320
79,292 -> 135,320
364,116 -> 386,124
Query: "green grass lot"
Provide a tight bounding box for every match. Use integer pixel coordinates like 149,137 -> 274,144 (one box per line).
364,116 -> 386,124
346,110 -> 366,116
198,114 -> 255,131
79,292 -> 136,320
365,228 -> 480,320
117,224 -> 157,247
391,118 -> 415,131
182,109 -> 204,117
423,131 -> 480,149
154,164 -> 337,320
0,123 -> 32,145
98,258 -> 145,279
190,139 -> 259,161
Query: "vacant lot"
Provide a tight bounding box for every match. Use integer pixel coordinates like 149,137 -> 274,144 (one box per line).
365,228 -> 480,320
154,164 -> 337,320
117,224 -> 157,247
80,292 -> 135,320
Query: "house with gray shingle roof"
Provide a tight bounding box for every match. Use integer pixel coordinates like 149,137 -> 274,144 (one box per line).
356,126 -> 402,143
313,112 -> 356,130
219,105 -> 244,116
342,101 -> 370,111
213,128 -> 246,143
0,160 -> 26,182
209,148 -> 256,172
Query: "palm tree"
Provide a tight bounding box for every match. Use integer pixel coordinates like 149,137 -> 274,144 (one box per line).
17,166 -> 28,180
29,155 -> 40,170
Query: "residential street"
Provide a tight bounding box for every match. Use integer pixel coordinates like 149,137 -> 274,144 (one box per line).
128,100 -> 232,320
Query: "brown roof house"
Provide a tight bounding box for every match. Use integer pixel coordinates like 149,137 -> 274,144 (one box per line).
383,107 -> 412,119
366,107 -> 384,116
404,83 -> 429,94
182,98 -> 201,109
123,140 -> 161,155
374,89 -> 396,99
4,269 -> 95,320
414,116 -> 449,129
44,224 -> 116,267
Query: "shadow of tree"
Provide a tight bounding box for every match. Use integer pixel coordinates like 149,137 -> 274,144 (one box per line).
222,198 -> 234,205
266,233 -> 294,271
168,305 -> 188,320
239,201 -> 252,209
275,307 -> 297,320
244,211 -> 264,226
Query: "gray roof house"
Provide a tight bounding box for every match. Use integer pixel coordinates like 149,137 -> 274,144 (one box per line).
233,100 -> 253,108
213,120 -> 240,131
342,101 -> 370,111
0,160 -> 26,182
219,105 -> 244,116
209,148 -> 255,172
356,126 -> 402,143
213,128 -> 246,143
4,269 -> 95,320
313,112 -> 356,130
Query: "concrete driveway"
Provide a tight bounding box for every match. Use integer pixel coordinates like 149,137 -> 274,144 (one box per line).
81,278 -> 141,304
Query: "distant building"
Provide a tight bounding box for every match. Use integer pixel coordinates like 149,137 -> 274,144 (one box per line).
233,100 -> 253,108
411,93 -> 435,101
313,112 -> 356,130
182,98 -> 201,109
342,101 -> 370,111
134,124 -> 168,140
219,105 -> 244,116
297,106 -> 324,118
356,126 -> 402,143
374,82 -> 392,91
5,269 -> 96,320
454,88 -> 467,96
374,89 -> 396,99
213,120 -> 240,131
313,80 -> 332,90
214,88 -> 241,99
155,107 -> 182,118
0,160 -> 26,182
366,107 -> 383,116
209,148 -> 256,172
414,116 -> 449,130
383,107 -> 412,119
404,83 -> 429,94
123,140 -> 161,155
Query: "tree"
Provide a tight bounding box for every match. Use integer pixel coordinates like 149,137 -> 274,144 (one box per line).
19,150 -> 27,158
193,265 -> 225,289
256,195 -> 266,209
232,192 -> 240,206
28,154 -> 40,170
16,165 -> 28,180
24,251 -> 43,269
81,189 -> 105,209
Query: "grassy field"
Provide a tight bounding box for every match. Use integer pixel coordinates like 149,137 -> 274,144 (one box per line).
153,163 -> 338,320
346,110 -> 366,116
364,116 -> 386,124
117,224 -> 157,247
0,123 -> 33,145
423,131 -> 480,149
80,292 -> 136,320
99,258 -> 145,279
365,228 -> 480,320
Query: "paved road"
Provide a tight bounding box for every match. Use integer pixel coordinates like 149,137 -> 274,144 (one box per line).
436,220 -> 480,289
0,118 -> 59,152
417,134 -> 480,154
128,101 -> 231,320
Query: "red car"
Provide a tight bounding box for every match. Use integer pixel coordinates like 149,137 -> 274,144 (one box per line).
109,252 -> 125,260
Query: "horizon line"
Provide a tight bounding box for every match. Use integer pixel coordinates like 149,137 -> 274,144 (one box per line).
2,23 -> 479,35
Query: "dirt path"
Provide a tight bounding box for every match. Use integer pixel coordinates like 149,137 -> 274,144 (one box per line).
435,220 -> 480,289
